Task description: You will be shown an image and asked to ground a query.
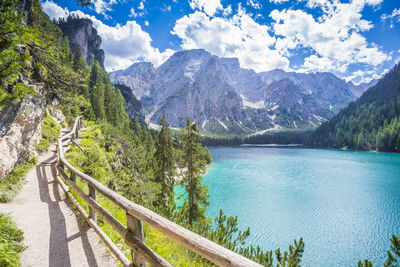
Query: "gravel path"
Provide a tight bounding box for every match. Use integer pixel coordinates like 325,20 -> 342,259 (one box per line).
0,144 -> 117,267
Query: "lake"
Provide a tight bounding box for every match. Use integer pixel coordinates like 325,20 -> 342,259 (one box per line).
202,146 -> 400,266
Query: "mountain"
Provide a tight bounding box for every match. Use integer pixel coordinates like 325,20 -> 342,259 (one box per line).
110,49 -> 374,135
310,64 -> 400,152
110,62 -> 155,100
347,79 -> 378,98
58,16 -> 105,68
114,84 -> 145,124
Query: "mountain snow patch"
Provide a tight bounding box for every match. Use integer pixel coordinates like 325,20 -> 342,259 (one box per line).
241,94 -> 265,109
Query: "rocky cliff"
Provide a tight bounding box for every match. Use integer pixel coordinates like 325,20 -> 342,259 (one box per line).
0,92 -> 46,180
114,84 -> 145,124
58,17 -> 105,68
110,49 -> 376,135
110,62 -> 155,100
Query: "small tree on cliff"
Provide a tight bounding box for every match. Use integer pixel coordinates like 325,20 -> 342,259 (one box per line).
181,117 -> 209,225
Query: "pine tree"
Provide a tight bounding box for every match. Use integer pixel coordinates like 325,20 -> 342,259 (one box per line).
89,62 -> 105,121
73,45 -> 86,71
0,0 -> 35,109
154,115 -> 176,206
384,235 -> 400,267
181,117 -> 209,225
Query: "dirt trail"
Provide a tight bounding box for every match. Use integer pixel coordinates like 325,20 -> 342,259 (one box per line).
0,144 -> 117,267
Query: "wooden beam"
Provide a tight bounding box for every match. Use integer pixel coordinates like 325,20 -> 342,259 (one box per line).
58,116 -> 263,267
126,213 -> 147,267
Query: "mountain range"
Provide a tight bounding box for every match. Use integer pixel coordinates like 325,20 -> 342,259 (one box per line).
111,50 -> 376,135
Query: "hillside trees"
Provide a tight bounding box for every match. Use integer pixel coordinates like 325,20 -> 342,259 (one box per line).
310,64 -> 400,152
0,0 -> 35,110
88,61 -> 130,129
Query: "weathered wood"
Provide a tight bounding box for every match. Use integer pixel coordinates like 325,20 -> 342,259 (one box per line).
59,166 -> 170,267
70,172 -> 76,183
57,116 -> 263,267
72,139 -> 86,153
124,228 -> 172,267
88,184 -> 97,223
126,213 -> 147,267
59,155 -> 263,267
56,167 -> 133,267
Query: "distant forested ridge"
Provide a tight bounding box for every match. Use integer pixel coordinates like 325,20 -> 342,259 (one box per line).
203,129 -> 312,146
309,64 -> 400,152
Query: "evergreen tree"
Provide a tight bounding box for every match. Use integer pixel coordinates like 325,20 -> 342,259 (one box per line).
384,235 -> 400,267
0,0 -> 35,109
60,36 -> 72,63
181,117 -> 209,225
73,45 -> 86,71
89,62 -> 105,121
154,115 -> 176,206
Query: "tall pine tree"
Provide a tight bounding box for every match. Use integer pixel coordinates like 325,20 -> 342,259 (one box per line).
181,117 -> 209,225
73,45 -> 86,71
89,61 -> 106,121
154,115 -> 176,206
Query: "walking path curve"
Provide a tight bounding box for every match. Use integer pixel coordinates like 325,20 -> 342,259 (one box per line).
0,142 -> 116,267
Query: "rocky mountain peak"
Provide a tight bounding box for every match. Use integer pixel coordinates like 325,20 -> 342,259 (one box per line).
110,49 -> 378,134
57,16 -> 105,68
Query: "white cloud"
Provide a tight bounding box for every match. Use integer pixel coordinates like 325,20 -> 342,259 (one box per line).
138,1 -> 145,10
144,20 -> 149,26
161,4 -> 172,12
41,2 -> 174,71
189,0 -> 223,16
223,5 -> 232,16
269,0 -> 289,3
269,1 -> 390,74
92,0 -> 117,18
42,1 -> 69,19
247,0 -> 261,9
365,0 -> 383,7
128,7 -> 144,18
172,11 -> 289,72
381,8 -> 400,28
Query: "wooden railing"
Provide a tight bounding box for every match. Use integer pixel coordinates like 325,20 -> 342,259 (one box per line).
56,116 -> 263,267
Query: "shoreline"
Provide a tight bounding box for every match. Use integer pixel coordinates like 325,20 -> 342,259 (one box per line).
239,143 -> 303,147
174,164 -> 212,182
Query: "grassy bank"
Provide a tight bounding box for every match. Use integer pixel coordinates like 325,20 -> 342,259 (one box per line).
35,110 -> 61,153
0,157 -> 37,203
0,213 -> 25,266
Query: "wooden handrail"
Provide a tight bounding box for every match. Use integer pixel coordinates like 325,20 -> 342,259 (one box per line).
56,117 -> 263,267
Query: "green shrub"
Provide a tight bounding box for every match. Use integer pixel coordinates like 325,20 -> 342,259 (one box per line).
0,157 -> 37,203
0,213 -> 25,266
36,110 -> 61,152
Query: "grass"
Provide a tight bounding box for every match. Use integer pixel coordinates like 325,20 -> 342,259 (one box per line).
36,109 -> 61,153
0,157 -> 37,203
0,213 -> 25,267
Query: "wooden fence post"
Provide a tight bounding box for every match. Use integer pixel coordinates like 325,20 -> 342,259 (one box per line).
126,213 -> 147,267
70,172 -> 77,183
88,185 -> 97,223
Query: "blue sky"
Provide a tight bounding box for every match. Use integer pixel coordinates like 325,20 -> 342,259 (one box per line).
43,0 -> 400,83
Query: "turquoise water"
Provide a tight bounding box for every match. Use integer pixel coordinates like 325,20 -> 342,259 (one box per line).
202,146 -> 400,266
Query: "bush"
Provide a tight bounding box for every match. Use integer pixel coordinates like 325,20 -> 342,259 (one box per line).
36,110 -> 61,152
0,213 -> 25,266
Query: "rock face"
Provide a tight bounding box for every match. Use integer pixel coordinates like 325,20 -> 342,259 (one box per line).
110,49 -> 374,134
0,93 -> 46,180
110,62 -> 155,100
114,84 -> 145,124
58,17 -> 105,68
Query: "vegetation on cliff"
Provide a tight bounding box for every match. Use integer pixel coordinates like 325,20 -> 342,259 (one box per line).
310,64 -> 400,152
